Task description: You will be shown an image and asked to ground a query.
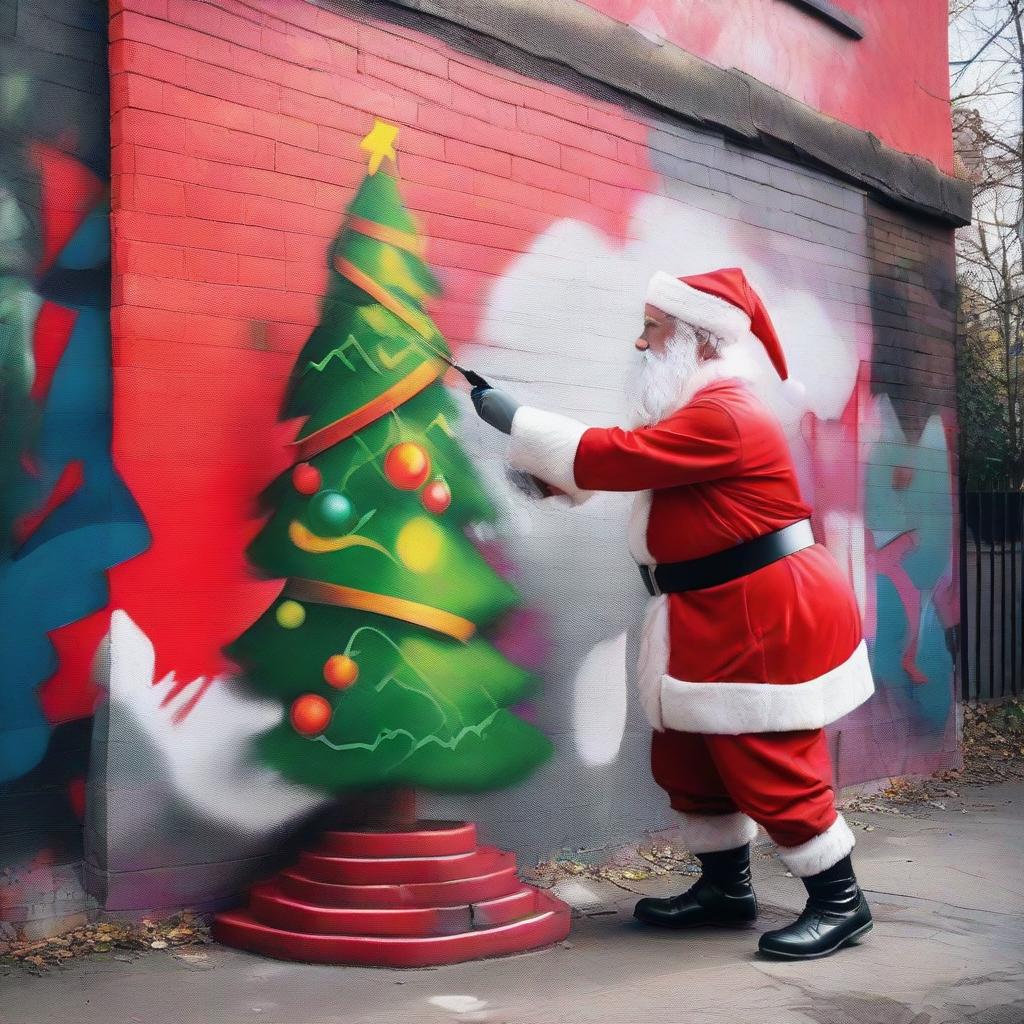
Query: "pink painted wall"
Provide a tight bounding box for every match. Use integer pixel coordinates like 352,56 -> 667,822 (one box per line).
580,0 -> 954,172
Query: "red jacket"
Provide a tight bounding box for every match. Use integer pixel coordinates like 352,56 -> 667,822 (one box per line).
507,376 -> 874,734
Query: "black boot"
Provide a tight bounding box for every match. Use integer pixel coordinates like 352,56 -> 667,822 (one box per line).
757,854 -> 872,959
633,844 -> 758,928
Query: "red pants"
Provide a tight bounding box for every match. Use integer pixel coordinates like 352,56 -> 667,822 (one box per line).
651,727 -> 839,849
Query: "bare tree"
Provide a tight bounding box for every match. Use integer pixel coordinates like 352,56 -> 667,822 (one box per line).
951,0 -> 1024,489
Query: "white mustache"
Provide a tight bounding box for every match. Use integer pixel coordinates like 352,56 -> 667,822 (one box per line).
625,327 -> 702,426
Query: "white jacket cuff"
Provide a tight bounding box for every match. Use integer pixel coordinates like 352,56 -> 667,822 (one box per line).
507,407 -> 595,506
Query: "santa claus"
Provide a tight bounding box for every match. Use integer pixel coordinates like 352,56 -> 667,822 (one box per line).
471,267 -> 876,961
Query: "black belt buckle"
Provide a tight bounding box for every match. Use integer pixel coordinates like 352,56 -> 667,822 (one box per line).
638,563 -> 660,596
635,519 -> 814,595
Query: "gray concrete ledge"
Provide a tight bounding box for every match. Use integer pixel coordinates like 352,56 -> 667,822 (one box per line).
325,0 -> 972,226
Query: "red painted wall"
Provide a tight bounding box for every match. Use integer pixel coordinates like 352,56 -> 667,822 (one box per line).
107,0 -> 955,689
107,0 -> 656,688
580,0 -> 954,172
97,0 -> 960,911
0,0 -> 960,935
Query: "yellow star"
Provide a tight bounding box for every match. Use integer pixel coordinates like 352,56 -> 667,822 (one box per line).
359,119 -> 399,175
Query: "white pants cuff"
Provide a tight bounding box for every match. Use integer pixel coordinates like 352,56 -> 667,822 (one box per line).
677,811 -> 760,854
775,814 -> 856,878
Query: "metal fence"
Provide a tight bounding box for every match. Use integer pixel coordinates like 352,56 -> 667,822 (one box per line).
959,484 -> 1024,701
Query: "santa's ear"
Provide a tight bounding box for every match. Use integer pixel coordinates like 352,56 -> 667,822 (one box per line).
702,327 -> 724,356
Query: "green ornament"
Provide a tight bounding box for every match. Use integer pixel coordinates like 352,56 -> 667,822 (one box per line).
308,489 -> 353,535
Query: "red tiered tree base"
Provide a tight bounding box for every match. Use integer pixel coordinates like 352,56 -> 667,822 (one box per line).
213,821 -> 571,967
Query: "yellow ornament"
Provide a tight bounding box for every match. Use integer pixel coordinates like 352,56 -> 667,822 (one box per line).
361,305 -> 395,335
396,517 -> 443,573
379,247 -> 426,300
276,600 -> 306,629
360,119 -> 399,175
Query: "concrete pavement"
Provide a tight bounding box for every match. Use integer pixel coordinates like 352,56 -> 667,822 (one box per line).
3,781 -> 1022,1024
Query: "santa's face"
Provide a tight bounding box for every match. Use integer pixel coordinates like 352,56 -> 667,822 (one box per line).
635,302 -> 676,355
625,317 -> 705,426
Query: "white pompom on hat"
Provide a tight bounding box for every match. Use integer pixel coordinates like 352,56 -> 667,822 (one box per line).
646,267 -> 805,404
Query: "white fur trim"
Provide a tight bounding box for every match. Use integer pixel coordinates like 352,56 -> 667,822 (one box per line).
627,490 -> 653,564
659,638 -> 875,735
677,811 -> 760,854
780,377 -> 807,406
507,406 -> 595,506
646,271 -> 751,345
776,814 -> 856,877
635,594 -> 669,731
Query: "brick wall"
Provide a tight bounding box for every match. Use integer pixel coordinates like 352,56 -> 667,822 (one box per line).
106,2 -> 658,686
867,201 -> 958,428
94,0 -> 960,911
575,0 -> 955,172
0,0 -> 147,939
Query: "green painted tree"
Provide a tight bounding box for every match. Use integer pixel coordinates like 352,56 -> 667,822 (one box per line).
227,121 -> 552,793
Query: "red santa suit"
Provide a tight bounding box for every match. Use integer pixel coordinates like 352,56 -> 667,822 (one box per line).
504,268 -> 876,879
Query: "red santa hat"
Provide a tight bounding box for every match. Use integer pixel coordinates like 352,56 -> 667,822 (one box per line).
645,267 -> 806,403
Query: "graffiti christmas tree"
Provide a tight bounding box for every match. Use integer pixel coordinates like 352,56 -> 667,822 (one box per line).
228,121 -> 552,793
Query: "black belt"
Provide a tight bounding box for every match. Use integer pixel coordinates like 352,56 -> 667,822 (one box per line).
638,519 -> 815,595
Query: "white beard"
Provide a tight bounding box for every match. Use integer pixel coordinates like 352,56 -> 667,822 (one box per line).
624,323 -> 704,427
624,325 -> 764,427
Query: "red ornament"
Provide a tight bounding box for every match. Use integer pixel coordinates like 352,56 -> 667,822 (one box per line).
290,694 -> 332,736
323,654 -> 359,689
421,478 -> 452,514
384,442 -> 430,490
292,463 -> 322,495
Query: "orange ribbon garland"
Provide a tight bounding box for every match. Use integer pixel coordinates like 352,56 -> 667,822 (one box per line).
290,359 -> 442,461
334,256 -> 434,340
287,216 -> 469,642
346,214 -> 423,256
299,226 -> 446,459
285,578 -> 476,643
